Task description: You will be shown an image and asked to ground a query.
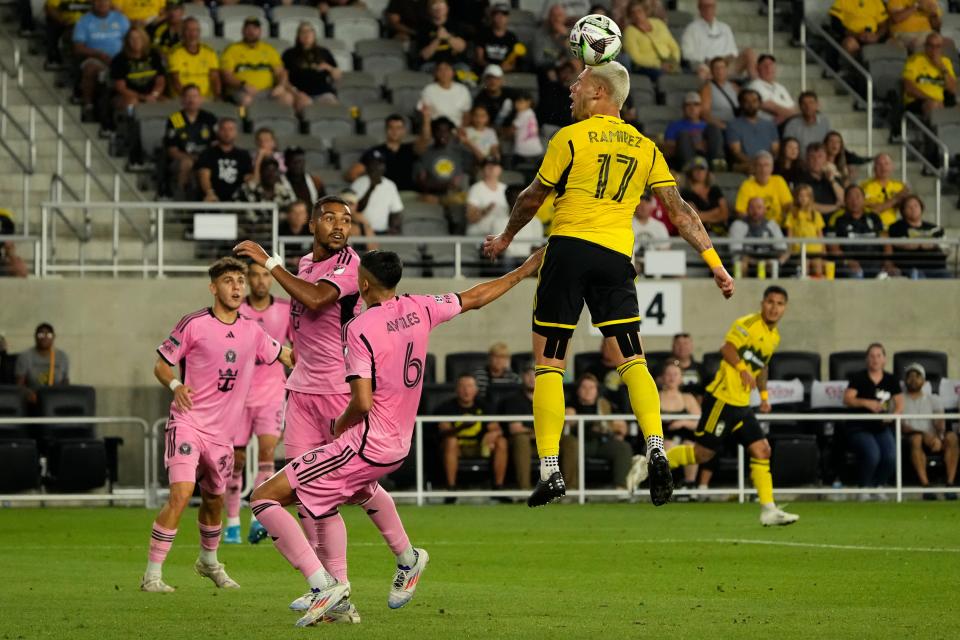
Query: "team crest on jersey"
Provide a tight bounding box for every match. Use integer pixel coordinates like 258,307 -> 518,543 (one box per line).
217,368 -> 238,392
178,442 -> 192,456
225,349 -> 237,363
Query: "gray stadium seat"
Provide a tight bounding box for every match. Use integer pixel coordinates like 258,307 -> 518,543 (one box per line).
204,37 -> 231,55
302,104 -> 355,146
630,74 -> 657,106
868,59 -> 907,100
0,439 -> 40,493
637,105 -> 675,139
500,170 -> 526,187
337,71 -> 381,108
657,74 -> 702,107
264,38 -> 293,54
861,43 -> 906,65
358,102 -> 403,135
327,7 -> 382,50
284,134 -> 329,170
931,109 -> 960,129
355,38 -> 407,85
516,0 -> 546,12
386,71 -> 432,115
321,38 -> 354,72
184,12 -> 215,38
134,102 -> 180,155
332,134 -> 377,169
315,168 -> 348,193
218,6 -> 267,41
247,101 -> 299,139
503,72 -> 539,104
204,101 -> 241,122
666,10 -> 694,29
769,351 -> 823,396
403,201 -> 446,223
445,352 -> 488,383
271,6 -> 323,42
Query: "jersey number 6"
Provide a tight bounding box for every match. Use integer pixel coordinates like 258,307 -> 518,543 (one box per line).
594,153 -> 639,203
403,341 -> 423,389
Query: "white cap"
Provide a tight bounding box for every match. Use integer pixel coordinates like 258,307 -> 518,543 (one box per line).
483,64 -> 504,78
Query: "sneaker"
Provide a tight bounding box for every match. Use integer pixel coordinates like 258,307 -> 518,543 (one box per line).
922,491 -> 938,501
323,599 -> 361,624
247,520 -> 268,544
527,471 -> 566,507
388,548 -> 429,609
625,455 -> 649,494
140,575 -> 175,593
647,449 -> 673,506
223,524 -> 242,544
289,590 -> 313,612
760,506 -> 799,527
194,560 -> 240,588
946,486 -> 958,501
294,582 -> 351,628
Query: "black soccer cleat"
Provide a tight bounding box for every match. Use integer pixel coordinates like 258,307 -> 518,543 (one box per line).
527,471 -> 566,507
647,449 -> 674,506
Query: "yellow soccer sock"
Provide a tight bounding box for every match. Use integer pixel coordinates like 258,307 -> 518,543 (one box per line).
667,445 -> 697,469
533,366 -> 566,459
617,358 -> 664,445
750,458 -> 775,505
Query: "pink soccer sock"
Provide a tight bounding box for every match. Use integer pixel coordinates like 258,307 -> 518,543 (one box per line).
252,499 -> 324,580
363,486 -> 411,555
297,502 -> 320,554
148,522 -> 177,565
252,462 -> 274,492
314,511 -> 348,583
198,522 -> 222,553
225,469 -> 243,521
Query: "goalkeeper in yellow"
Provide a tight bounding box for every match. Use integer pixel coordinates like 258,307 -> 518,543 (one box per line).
483,61 -> 735,507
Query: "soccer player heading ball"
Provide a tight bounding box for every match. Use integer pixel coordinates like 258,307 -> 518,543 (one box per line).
483,58 -> 735,508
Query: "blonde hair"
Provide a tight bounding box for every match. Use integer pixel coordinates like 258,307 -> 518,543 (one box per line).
589,61 -> 630,109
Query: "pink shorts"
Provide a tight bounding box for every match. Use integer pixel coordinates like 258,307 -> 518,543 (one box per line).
234,400 -> 285,447
164,419 -> 234,495
282,391 -> 350,459
284,437 -> 402,518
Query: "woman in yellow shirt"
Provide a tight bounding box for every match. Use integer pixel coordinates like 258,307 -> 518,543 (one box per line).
783,184 -> 826,277
622,0 -> 680,81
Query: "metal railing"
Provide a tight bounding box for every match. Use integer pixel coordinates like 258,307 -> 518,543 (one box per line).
901,112 -> 950,227
0,69 -> 35,232
0,416 -> 154,507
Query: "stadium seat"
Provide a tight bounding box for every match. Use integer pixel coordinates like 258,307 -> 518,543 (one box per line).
402,217 -> 448,238
264,37 -> 293,54
302,104 -> 355,146
487,384 -> 522,413
828,351 -> 865,381
37,385 -> 96,444
421,382 -> 456,414
284,133 -> 329,169
516,0 -> 546,12
500,169 -> 526,187
358,102 -> 402,135
203,37 -> 231,55
46,438 -> 108,492
931,108 -> 960,130
0,385 -> 27,439
403,201 -> 447,223
272,6 -> 324,42
355,38 -> 407,84
511,351 -> 534,374
337,71 -> 381,108
315,168 -> 348,193
630,74 -> 657,107
234,133 -> 256,151
867,59 -> 907,101
218,6 -> 267,41
327,6 -> 382,49
644,350 -> 673,376
701,352 -> 722,384
331,134 -> 377,170
186,13 -> 215,39
657,74 -> 701,107
503,72 -> 539,104
445,352 -> 488,383
892,351 -> 948,388
424,353 -> 437,385
637,105 -> 675,139
666,10 -> 694,30
365,0 -> 389,13
385,71 -> 432,116
0,439 -> 40,493
769,434 -> 820,486
246,102 -> 299,139
204,101 -> 241,122
574,352 -> 602,380
769,351 -> 822,394
133,102 -> 179,156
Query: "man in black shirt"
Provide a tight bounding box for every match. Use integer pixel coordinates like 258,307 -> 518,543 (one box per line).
886,194 -> 949,279
415,0 -> 468,72
196,117 -> 253,203
164,84 -> 218,198
796,143 -> 843,216
536,59 -> 580,131
473,65 -> 515,127
346,114 -> 418,191
829,185 -> 894,278
475,4 -> 524,72
385,0 -> 427,41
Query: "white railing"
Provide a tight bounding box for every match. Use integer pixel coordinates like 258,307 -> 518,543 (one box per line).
901,113 -> 950,227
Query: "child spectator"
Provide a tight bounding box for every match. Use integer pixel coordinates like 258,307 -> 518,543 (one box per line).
460,105 -> 500,163
783,184 -> 826,277
510,91 -> 543,167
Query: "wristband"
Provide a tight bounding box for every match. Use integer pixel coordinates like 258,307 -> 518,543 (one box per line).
264,254 -> 283,272
701,247 -> 722,269
736,361 -> 748,372
168,379 -> 182,392
760,390 -> 769,402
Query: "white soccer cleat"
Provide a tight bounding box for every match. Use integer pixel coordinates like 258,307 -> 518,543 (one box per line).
294,583 -> 351,627
289,590 -> 313,612
140,575 -> 175,593
760,506 -> 800,527
322,599 -> 361,624
388,548 -> 429,609
194,560 -> 241,588
625,455 -> 649,494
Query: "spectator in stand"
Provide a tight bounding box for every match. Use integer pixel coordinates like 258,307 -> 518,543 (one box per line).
725,89 -> 780,172
282,22 -> 341,111
164,84 -> 217,199
901,362 -> 958,498
903,32 -> 957,117
347,115 -> 418,191
531,4 -> 572,75
543,0 -> 591,23
474,64 -> 515,128
734,151 -> 793,225
666,332 -> 707,396
823,130 -> 865,186
631,193 -> 671,273
774,137 -> 804,186
537,58 -> 581,135
44,0 -> 91,68
0,333 -> 17,383
861,153 -> 911,228
110,27 -> 165,111
681,0 -> 757,81
220,17 -> 295,109
699,56 -> 741,134
888,0 -> 943,51
783,184 -> 826,277
251,128 -> 286,179
510,91 -> 543,167
278,200 -> 311,238
385,0 -> 424,41
419,61 -> 472,127
196,117 -> 252,203
350,150 -> 404,235
148,1 -> 183,56
729,197 -> 790,276
565,373 -> 634,490
782,91 -> 832,155
622,0 -> 680,81
829,185 -> 893,278
116,0 -> 163,28
886,194 -> 949,278
236,157 -> 296,217
15,323 -> 70,407
466,157 -> 509,237
167,17 -> 220,99
843,343 -> 903,500
476,3 -> 525,73
657,361 -> 702,490
416,0 -> 469,74
461,105 -> 500,163
472,342 -> 522,402
339,189 -> 378,251
681,157 -> 729,236
663,92 -> 725,171
797,142 -> 844,216
414,115 -> 472,206
0,228 -> 28,278
73,0 -> 130,121
283,147 -> 326,206
436,373 -> 508,500
747,54 -> 798,125
830,0 -> 889,57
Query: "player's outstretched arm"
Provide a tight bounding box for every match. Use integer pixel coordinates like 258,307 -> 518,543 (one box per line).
154,356 -> 193,411
459,247 -> 544,313
654,185 -> 735,299
233,240 -> 340,311
482,179 -> 553,260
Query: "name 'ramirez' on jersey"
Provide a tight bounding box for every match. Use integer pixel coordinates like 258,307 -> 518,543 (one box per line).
536,114 -> 676,258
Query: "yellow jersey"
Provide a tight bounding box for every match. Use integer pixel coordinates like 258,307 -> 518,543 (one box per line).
537,114 -> 676,257
706,313 -> 781,407
168,44 -> 220,97
888,0 -> 941,34
783,208 -> 825,253
116,0 -> 165,22
734,175 -> 793,226
221,41 -> 282,92
829,0 -> 888,34
861,178 -> 907,228
902,52 -> 956,104
45,0 -> 93,25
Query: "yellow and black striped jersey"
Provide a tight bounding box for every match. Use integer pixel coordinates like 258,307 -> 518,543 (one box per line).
706,312 -> 781,407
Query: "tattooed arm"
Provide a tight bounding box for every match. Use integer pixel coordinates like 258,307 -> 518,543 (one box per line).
482,178 -> 553,260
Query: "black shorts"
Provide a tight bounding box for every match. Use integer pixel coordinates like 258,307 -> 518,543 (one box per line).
694,393 -> 765,452
533,236 -> 639,338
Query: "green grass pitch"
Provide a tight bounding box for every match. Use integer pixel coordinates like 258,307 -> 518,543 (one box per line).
2,502 -> 959,639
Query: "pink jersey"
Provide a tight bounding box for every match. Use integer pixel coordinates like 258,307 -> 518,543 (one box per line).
158,308 -> 282,443
342,293 -> 462,465
240,296 -> 291,407
286,248 -> 362,396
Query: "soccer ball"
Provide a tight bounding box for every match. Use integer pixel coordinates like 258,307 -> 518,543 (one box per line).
569,14 -> 623,66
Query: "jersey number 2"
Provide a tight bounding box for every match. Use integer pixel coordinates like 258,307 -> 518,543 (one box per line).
594,153 -> 638,202
403,342 -> 423,389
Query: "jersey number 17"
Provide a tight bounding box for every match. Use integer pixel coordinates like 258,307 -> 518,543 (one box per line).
594,153 -> 639,203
